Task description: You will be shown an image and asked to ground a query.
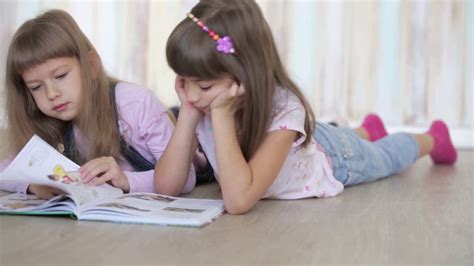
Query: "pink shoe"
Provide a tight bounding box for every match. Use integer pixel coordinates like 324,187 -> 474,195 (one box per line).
361,113 -> 388,141
427,120 -> 457,164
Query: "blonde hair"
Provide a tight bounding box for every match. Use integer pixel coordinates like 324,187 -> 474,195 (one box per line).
166,0 -> 315,160
5,9 -> 121,164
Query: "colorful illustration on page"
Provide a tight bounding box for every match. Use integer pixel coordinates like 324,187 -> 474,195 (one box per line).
47,164 -> 82,184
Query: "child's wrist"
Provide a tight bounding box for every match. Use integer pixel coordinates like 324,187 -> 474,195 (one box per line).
211,109 -> 236,133
211,107 -> 234,120
177,110 -> 200,128
177,108 -> 202,124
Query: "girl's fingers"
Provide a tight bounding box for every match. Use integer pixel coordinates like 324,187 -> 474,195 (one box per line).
176,87 -> 187,102
237,83 -> 246,95
80,157 -> 116,182
79,158 -> 103,178
80,157 -> 125,187
90,171 -> 128,191
89,174 -> 112,186
227,82 -> 244,98
175,75 -> 185,88
212,82 -> 243,108
36,187 -> 64,200
229,82 -> 239,96
50,187 -> 64,194
175,76 -> 189,103
81,164 -> 106,182
37,192 -> 54,200
81,169 -> 99,183
49,188 -> 65,197
84,164 -> 112,183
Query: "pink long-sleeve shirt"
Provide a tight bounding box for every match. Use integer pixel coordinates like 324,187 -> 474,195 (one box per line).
0,82 -> 196,194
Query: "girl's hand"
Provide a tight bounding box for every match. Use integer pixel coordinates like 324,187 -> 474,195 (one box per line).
175,76 -> 203,125
79,157 -> 130,192
27,184 -> 64,200
210,82 -> 245,115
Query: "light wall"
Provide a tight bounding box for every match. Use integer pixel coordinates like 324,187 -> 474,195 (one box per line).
0,0 -> 472,147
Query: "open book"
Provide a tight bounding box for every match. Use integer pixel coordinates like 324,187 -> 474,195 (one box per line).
0,135 -> 225,227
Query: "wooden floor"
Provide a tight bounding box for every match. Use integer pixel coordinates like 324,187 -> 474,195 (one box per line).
0,146 -> 472,264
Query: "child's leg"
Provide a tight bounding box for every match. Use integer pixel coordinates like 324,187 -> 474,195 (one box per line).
343,132 -> 420,185
413,133 -> 434,158
346,121 -> 456,185
354,117 -> 455,164
366,120 -> 456,163
354,130 -> 431,159
316,119 -> 456,187
315,122 -> 419,186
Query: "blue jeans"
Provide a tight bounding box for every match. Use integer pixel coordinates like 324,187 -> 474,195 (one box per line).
313,122 -> 419,186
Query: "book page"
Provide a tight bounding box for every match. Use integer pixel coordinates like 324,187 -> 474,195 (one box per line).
48,182 -> 123,208
78,193 -> 225,227
0,135 -> 122,207
0,193 -> 71,213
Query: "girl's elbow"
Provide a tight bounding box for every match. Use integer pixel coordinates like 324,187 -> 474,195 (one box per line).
154,182 -> 181,197
224,198 -> 255,215
225,207 -> 250,215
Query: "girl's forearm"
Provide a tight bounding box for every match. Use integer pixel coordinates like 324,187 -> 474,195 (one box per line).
212,111 -> 259,214
154,114 -> 198,196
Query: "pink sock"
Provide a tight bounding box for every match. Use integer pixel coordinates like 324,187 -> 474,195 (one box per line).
427,120 -> 457,165
361,113 -> 388,141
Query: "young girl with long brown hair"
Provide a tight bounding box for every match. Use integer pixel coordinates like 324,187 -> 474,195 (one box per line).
0,9 -> 196,198
156,0 -> 457,214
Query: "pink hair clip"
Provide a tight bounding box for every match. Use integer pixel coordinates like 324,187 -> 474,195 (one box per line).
187,13 -> 235,54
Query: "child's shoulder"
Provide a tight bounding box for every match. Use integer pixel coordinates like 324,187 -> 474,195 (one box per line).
115,82 -> 156,101
114,82 -> 166,112
268,87 -> 307,136
273,86 -> 304,113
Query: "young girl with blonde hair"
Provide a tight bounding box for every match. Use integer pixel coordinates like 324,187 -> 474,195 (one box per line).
0,9 -> 196,198
156,0 -> 457,214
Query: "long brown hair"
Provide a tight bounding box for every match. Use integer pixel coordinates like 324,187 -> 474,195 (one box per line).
166,0 -> 315,160
5,9 -> 121,164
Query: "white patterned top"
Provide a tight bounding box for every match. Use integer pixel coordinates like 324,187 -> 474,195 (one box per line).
196,87 -> 344,199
